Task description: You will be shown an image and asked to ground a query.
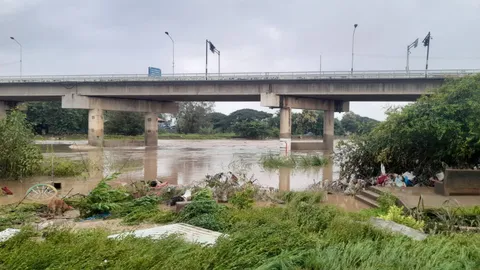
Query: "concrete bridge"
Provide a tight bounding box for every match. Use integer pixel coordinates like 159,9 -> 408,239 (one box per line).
0,69 -> 478,150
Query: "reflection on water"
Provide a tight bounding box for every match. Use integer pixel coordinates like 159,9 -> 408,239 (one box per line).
0,140 -> 353,206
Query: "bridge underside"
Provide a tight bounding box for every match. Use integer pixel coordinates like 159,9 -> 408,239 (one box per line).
0,94 -> 421,102
0,77 -> 445,148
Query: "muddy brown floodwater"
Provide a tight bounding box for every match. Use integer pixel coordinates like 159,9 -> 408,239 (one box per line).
0,140 -> 369,211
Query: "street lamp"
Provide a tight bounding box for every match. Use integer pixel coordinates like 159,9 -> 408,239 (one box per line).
164,32 -> 175,75
406,38 -> 419,73
351,24 -> 358,75
10,37 -> 22,77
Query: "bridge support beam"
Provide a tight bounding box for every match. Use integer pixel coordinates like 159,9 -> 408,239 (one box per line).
62,94 -> 178,113
260,93 -> 349,112
261,93 -> 348,152
144,112 -> 158,147
279,107 -> 292,154
88,108 -> 104,147
63,94 -> 178,147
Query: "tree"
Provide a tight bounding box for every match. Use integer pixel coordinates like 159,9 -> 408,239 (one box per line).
0,110 -> 43,179
26,101 -> 88,135
104,111 -> 145,136
340,112 -> 379,135
224,109 -> 272,132
293,110 -> 318,135
176,102 -> 214,134
338,75 -> 480,184
209,112 -> 228,132
232,120 -> 271,139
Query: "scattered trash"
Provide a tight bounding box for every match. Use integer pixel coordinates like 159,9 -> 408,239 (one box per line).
80,213 -> 111,221
0,228 -> 20,242
108,223 -> 225,245
182,190 -> 192,201
394,174 -> 406,187
344,179 -> 366,195
436,172 -> 445,181
1,186 -> 13,195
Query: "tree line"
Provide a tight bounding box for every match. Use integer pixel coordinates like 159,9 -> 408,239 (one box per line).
23,101 -> 379,138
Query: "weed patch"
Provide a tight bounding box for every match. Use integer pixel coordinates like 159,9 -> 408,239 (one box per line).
260,154 -> 329,169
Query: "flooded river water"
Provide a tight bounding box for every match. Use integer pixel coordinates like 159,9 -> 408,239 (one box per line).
0,140 -> 368,211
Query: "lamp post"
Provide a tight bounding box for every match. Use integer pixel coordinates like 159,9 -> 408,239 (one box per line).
406,38 -> 419,73
10,37 -> 22,77
350,24 -> 358,75
164,32 -> 175,75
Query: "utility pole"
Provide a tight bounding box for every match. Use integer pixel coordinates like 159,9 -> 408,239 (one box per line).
319,55 -> 322,74
205,39 -> 209,79
164,32 -> 175,75
351,24 -> 358,75
206,39 -> 220,78
10,37 -> 22,77
406,38 -> 418,73
422,32 -> 432,77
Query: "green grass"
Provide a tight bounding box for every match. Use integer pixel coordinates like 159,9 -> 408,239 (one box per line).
260,154 -> 329,169
37,157 -> 88,177
2,198 -> 480,269
0,204 -> 45,231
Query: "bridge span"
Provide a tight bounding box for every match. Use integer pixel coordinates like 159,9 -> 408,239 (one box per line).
0,69 -> 478,149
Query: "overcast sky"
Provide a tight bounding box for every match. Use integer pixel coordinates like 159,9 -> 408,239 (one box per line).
1,0 -> 479,120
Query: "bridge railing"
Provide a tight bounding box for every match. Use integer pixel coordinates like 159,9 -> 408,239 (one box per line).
0,69 -> 478,83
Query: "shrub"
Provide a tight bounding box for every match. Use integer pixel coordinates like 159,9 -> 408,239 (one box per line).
377,192 -> 397,212
67,173 -> 131,217
230,185 -> 255,209
39,157 -> 88,177
0,110 -> 43,179
177,189 -> 229,231
379,205 -> 425,230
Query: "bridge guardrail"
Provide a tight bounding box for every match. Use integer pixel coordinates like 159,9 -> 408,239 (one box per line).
0,69 -> 478,83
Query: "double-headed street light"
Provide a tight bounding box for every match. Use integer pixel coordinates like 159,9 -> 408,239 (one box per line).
10,37 -> 22,77
351,24 -> 358,75
164,32 -> 175,75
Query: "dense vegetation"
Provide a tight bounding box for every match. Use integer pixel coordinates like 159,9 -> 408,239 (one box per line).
2,193 -> 480,269
24,101 -> 378,139
0,110 -> 89,179
337,74 -> 480,184
0,110 -> 43,179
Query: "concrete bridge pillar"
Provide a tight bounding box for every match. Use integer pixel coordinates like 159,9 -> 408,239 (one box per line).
144,112 -> 158,147
279,107 -> 292,154
88,108 -> 104,147
323,110 -> 334,151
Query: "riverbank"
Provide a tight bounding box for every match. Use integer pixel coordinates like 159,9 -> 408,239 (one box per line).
1,191 -> 479,269
34,133 -> 239,141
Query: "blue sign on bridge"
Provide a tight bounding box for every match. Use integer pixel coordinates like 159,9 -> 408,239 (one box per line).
148,67 -> 161,77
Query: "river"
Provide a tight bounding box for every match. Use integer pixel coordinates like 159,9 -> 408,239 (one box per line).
0,139 -> 368,210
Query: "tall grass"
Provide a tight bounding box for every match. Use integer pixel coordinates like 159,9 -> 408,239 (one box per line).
260,154 -> 329,169
2,201 -> 480,269
38,157 -> 88,177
